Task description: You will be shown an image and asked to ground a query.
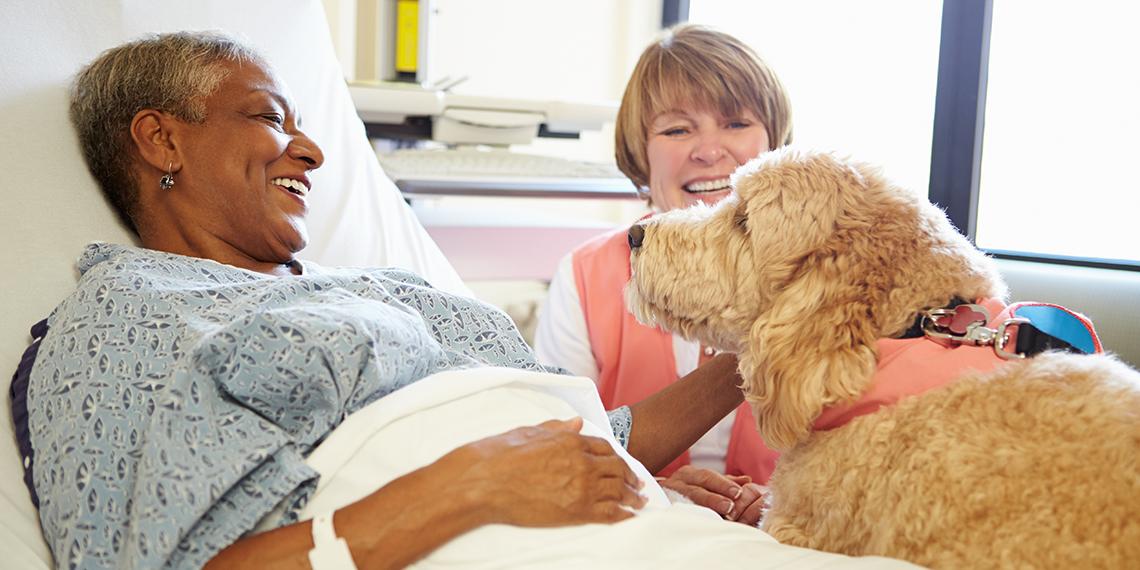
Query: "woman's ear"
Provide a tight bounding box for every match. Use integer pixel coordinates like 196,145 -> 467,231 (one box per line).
129,109 -> 181,174
739,273 -> 878,451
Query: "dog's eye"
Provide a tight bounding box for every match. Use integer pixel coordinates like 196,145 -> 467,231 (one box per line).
733,209 -> 749,230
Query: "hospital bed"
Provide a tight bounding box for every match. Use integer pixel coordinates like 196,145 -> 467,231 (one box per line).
0,1 -> 468,565
0,2 -> 914,568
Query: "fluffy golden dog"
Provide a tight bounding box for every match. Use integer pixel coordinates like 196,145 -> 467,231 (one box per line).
625,147 -> 1140,568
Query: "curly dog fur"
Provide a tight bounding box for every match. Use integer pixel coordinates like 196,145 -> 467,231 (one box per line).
625,147 -> 1140,568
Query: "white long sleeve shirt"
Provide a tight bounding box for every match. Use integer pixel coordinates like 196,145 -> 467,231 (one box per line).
535,254 -> 735,473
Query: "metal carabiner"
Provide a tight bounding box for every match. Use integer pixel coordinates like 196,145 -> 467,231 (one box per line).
993,317 -> 1031,360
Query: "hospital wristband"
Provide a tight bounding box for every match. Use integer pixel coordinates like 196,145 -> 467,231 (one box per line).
308,512 -> 358,570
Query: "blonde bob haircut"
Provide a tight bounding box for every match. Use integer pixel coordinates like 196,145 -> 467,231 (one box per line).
615,24 -> 793,192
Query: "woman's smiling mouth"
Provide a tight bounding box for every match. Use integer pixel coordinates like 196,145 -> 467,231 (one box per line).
271,177 -> 309,198
684,177 -> 731,194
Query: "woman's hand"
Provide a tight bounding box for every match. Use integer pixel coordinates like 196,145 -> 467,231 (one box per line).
453,417 -> 648,527
657,466 -> 767,526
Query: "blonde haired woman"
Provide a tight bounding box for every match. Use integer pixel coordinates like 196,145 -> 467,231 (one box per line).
536,24 -> 792,526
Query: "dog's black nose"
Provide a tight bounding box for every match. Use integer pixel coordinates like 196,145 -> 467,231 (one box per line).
628,224 -> 645,249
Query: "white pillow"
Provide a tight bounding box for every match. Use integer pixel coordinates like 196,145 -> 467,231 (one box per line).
1,0 -> 466,566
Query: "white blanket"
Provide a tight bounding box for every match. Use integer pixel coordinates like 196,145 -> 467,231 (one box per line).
291,368 -> 917,569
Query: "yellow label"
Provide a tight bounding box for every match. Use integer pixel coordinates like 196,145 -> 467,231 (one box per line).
395,0 -> 419,73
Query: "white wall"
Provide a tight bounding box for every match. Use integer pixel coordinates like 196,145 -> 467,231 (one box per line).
321,0 -> 359,79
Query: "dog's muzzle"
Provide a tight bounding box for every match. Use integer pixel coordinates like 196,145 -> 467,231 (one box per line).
628,223 -> 645,249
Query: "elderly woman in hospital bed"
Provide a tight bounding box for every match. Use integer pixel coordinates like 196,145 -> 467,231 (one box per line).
1,4 -> 914,570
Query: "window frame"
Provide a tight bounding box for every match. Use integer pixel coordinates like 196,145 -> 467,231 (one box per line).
662,0 -> 690,27
928,0 -> 990,247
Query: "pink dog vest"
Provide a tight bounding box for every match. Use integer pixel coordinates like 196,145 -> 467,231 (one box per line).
572,225 -> 780,482
814,298 -> 1103,431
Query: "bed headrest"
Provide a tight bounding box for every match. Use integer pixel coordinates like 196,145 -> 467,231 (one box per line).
1,1 -> 466,565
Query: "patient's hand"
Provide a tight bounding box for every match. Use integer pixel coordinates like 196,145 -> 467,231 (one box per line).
657,466 -> 767,526
454,417 -> 648,527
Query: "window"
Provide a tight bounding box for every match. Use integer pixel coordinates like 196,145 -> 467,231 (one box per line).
975,0 -> 1140,263
687,0 -> 944,195
686,0 -> 1139,267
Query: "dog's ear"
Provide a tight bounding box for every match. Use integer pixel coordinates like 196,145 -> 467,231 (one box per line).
733,151 -> 880,450
739,274 -> 878,451
732,150 -> 853,266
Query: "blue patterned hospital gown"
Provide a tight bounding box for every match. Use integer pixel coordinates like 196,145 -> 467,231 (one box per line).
27,243 -> 633,570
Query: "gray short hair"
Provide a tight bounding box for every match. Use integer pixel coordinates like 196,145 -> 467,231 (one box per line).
69,31 -> 266,232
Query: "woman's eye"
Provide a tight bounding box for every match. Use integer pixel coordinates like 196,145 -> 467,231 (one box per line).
727,120 -> 751,129
662,127 -> 689,137
261,114 -> 285,126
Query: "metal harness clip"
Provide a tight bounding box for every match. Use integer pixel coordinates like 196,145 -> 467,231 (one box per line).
920,304 -> 1030,360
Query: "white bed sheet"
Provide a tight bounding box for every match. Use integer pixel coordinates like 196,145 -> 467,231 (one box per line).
292,367 -> 917,569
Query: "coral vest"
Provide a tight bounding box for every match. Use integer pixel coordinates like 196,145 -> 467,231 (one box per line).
572,226 -> 779,482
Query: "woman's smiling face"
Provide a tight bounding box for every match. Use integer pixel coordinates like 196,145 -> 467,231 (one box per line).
645,107 -> 769,212
169,60 -> 324,265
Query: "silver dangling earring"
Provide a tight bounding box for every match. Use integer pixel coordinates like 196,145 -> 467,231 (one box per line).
159,162 -> 175,190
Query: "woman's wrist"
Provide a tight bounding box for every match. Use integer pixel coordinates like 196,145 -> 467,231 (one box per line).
626,352 -> 744,472
427,444 -> 502,526
343,451 -> 492,568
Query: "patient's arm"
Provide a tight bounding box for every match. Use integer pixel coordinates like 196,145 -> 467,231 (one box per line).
204,456 -> 484,570
625,353 -> 744,473
205,418 -> 646,570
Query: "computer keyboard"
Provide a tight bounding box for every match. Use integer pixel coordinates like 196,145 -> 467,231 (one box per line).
377,147 -> 638,199
378,147 -> 624,178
